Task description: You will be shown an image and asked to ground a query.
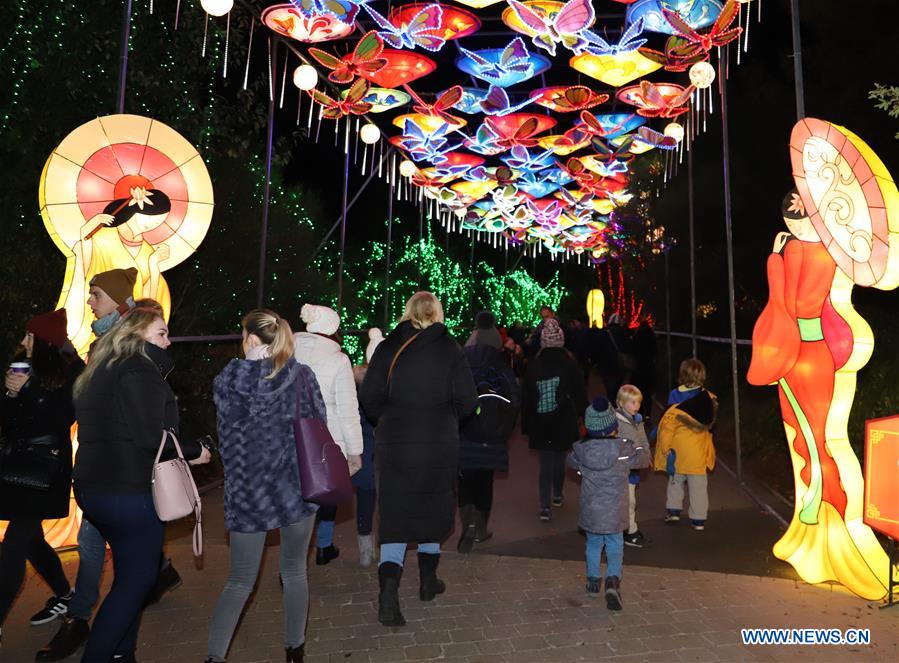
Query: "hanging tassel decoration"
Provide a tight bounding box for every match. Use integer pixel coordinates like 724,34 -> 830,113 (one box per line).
243,19 -> 255,90
175,0 -> 182,29
202,13 -> 209,57
279,49 -> 288,108
223,11 -> 231,77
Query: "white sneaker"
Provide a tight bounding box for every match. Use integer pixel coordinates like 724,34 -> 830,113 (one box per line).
358,534 -> 373,568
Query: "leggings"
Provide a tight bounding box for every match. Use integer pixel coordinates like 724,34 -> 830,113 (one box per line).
207,516 -> 315,662
458,469 -> 495,512
0,517 -> 71,626
538,449 -> 567,508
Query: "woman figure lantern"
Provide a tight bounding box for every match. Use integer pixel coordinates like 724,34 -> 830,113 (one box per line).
39,114 -> 214,356
747,118 -> 899,600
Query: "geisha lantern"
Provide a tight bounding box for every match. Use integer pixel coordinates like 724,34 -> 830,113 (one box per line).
689,61 -> 716,89
360,123 -> 381,144
664,122 -> 685,143
399,159 -> 417,177
201,0 -> 234,16
293,65 -> 319,90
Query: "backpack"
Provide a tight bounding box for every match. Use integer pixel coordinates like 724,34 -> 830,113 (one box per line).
462,358 -> 520,444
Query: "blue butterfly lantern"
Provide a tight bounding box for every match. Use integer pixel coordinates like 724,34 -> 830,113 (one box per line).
449,88 -> 490,115
400,119 -> 459,165
456,37 -> 551,87
501,146 -> 557,171
361,3 -> 448,52
584,18 -> 647,56
574,113 -> 646,140
625,0 -> 723,35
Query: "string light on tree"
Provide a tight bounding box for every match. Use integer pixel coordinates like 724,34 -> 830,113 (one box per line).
201,0 -> 234,17
664,122 -> 685,143
689,61 -> 716,89
292,64 -> 318,90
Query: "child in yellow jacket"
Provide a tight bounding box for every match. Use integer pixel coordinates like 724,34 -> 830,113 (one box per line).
654,388 -> 717,530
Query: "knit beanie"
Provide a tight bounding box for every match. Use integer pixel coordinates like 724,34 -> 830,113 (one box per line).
366,327 -> 384,364
26,309 -> 69,349
585,396 -> 618,437
89,268 -> 138,306
475,310 -> 496,330
540,317 -> 565,348
301,304 -> 340,336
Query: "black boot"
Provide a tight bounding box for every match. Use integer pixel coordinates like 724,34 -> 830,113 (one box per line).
418,552 -> 446,602
35,617 -> 90,661
377,562 -> 406,626
286,643 -> 305,662
473,510 -> 493,544
315,545 -> 340,566
604,576 -> 622,611
457,505 -> 477,554
144,559 -> 182,607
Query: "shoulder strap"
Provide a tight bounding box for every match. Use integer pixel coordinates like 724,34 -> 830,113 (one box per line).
387,333 -> 421,385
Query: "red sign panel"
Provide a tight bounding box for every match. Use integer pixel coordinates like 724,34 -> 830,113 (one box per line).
864,415 -> 899,541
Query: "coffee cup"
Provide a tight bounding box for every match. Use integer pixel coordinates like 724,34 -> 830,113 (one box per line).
9,362 -> 31,374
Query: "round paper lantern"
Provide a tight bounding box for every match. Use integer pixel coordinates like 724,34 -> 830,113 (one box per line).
399,159 -> 417,177
689,61 -> 716,89
360,123 -> 381,144
293,64 -> 319,90
201,0 -> 233,17
664,122 -> 685,143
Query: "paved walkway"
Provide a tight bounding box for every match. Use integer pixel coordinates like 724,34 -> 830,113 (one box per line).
2,430 -> 897,662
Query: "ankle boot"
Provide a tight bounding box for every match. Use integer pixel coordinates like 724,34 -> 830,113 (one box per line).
286,643 -> 305,662
417,552 -> 446,601
604,576 -> 622,611
377,562 -> 406,626
473,510 -> 493,543
357,534 -> 373,568
456,504 -> 477,554
35,616 -> 90,661
315,545 -> 340,566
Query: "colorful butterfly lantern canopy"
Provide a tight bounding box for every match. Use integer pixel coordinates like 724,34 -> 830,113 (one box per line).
625,0 -> 723,35
569,50 -> 663,87
360,49 -> 436,88
262,4 -> 355,43
389,3 -> 481,41
456,45 -> 551,87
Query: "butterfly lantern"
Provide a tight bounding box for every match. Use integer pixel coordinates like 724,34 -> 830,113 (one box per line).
309,31 -> 387,84
663,0 -> 741,64
479,85 -> 535,116
504,0 -> 598,57
584,17 -> 647,55
400,119 -> 459,164
362,3 -> 447,52
616,81 -> 695,118
502,145 -> 557,171
457,37 -> 546,87
530,85 -> 609,112
526,198 -> 564,227
310,78 -> 373,119
294,0 -> 361,24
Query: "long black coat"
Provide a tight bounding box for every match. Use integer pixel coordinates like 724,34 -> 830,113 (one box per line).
0,360 -> 83,520
522,347 -> 587,452
360,321 -> 477,544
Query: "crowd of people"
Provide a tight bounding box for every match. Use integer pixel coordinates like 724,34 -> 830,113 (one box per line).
0,275 -> 718,662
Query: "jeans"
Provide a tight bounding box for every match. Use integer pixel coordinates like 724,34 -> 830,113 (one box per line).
315,505 -> 337,548
538,449 -> 566,508
68,518 -> 106,620
458,469 -> 494,512
379,542 -> 440,567
666,473 -> 709,521
356,488 -> 376,536
207,516 -> 315,662
75,490 -> 165,662
585,532 -> 623,579
0,517 -> 71,626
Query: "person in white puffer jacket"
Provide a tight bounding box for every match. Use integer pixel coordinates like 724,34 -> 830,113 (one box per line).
294,304 -> 363,566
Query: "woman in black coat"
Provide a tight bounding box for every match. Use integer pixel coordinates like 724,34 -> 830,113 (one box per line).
0,310 -> 83,642
360,292 -> 477,627
522,318 -> 587,522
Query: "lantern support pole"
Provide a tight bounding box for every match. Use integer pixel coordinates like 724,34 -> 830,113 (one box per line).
688,144 -> 697,359
116,0 -> 133,113
789,0 -> 806,119
383,188 -> 394,329
718,56 -> 743,483
664,250 -> 673,394
336,146 -> 351,312
256,43 -> 276,308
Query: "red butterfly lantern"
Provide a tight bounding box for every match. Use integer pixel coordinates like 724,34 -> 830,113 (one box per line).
663,0 -> 742,63
309,78 -> 373,119
616,81 -> 695,118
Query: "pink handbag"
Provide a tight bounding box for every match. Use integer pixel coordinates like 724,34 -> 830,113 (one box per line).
151,430 -> 202,556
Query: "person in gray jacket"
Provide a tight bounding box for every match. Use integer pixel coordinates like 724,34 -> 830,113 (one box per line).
568,396 -> 650,611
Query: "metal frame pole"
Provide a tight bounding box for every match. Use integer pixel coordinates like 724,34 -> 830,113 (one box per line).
256,42 -> 276,308
664,250 -> 673,393
789,0 -> 806,119
383,190 -> 394,329
688,144 -> 697,359
116,0 -> 133,113
719,55 -> 743,483
336,145 -> 351,312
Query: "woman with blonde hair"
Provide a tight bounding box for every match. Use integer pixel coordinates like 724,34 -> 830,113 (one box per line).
360,292 -> 478,627
72,306 -> 210,662
206,309 -> 325,663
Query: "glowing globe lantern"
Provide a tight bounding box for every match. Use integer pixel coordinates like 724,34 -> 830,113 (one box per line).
399,159 -> 417,177
360,123 -> 381,144
292,64 -> 319,91
262,4 -> 355,43
453,0 -> 505,7
201,0 -> 233,16
689,61 -> 716,89
360,49 -> 436,88
664,122 -> 685,143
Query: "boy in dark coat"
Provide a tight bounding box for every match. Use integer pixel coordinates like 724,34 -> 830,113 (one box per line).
568,397 -> 650,611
